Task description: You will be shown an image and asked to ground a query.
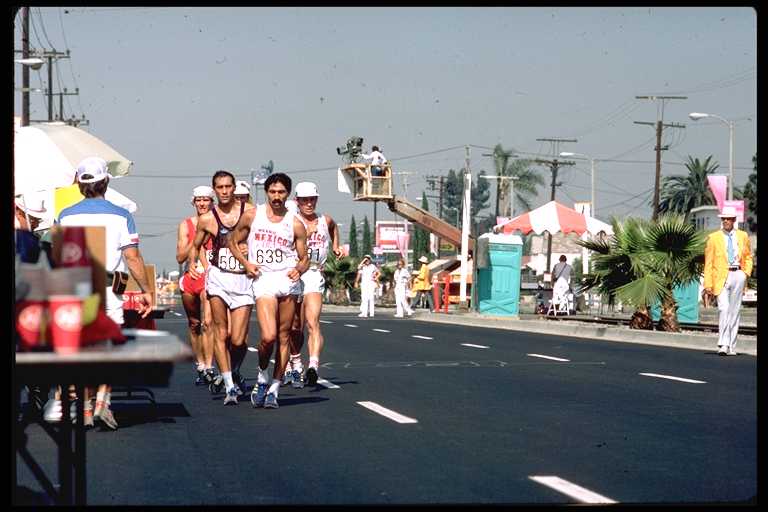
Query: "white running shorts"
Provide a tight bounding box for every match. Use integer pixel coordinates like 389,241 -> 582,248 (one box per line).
252,269 -> 302,299
300,268 -> 326,295
206,266 -> 254,309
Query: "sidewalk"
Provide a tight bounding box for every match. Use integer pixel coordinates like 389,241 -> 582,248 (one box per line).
321,304 -> 757,356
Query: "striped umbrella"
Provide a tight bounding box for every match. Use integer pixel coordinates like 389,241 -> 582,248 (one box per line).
493,201 -> 613,236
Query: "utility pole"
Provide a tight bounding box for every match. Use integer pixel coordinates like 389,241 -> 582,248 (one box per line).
54,87 -> 80,120
459,145 -> 471,310
425,174 -> 445,255
21,7 -> 30,126
634,95 -> 687,221
534,138 -> 576,274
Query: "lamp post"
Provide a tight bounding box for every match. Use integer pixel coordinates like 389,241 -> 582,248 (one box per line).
559,151 -> 596,217
480,175 -> 520,218
689,112 -> 734,200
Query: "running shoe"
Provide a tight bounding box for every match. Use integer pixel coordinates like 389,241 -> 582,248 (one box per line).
209,374 -> 225,394
282,369 -> 292,386
43,399 -> 77,423
305,367 -> 318,386
204,368 -> 216,384
264,392 -> 279,409
251,383 -> 268,408
95,404 -> 118,430
291,369 -> 304,389
195,369 -> 206,386
223,388 -> 239,405
233,373 -> 246,395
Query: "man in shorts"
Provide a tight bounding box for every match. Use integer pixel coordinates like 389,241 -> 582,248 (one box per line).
227,173 -> 309,409
176,185 -> 216,385
188,171 -> 255,405
285,182 -> 342,387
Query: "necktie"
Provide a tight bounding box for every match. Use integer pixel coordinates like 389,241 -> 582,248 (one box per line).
727,232 -> 736,266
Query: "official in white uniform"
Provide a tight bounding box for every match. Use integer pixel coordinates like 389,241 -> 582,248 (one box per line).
355,255 -> 379,317
393,258 -> 414,318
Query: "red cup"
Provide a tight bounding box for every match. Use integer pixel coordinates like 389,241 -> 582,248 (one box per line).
60,226 -> 92,267
15,300 -> 47,351
49,295 -> 83,354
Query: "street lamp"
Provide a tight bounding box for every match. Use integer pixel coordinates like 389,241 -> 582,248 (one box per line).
15,58 -> 45,70
689,112 -> 735,200
479,175 -> 520,218
559,151 -> 596,217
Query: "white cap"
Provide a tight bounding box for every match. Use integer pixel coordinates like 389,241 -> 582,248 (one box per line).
15,193 -> 47,217
234,180 -> 251,195
418,256 -> 428,264
76,156 -> 109,183
191,185 -> 215,203
718,206 -> 738,218
295,182 -> 319,198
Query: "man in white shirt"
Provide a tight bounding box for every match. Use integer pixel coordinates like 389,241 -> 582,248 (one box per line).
551,255 -> 572,311
361,145 -> 387,176
354,255 -> 380,317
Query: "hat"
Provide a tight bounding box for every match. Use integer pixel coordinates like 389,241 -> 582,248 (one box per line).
76,156 -> 109,183
295,182 -> 319,197
362,254 -> 372,261
234,180 -> 251,195
15,193 -> 47,217
418,256 -> 428,264
718,206 -> 738,218
191,185 -> 215,203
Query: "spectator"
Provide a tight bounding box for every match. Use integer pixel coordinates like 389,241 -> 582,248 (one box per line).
412,256 -> 434,312
354,255 -> 380,317
361,145 -> 387,177
234,180 -> 252,204
393,258 -> 414,318
551,255 -> 572,310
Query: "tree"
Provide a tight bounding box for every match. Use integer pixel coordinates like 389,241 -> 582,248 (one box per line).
657,155 -> 719,217
490,144 -> 545,217
413,192 -> 431,265
348,215 -> 359,259
441,168 -> 490,235
361,215 -> 373,257
577,214 -> 706,332
742,153 -> 757,232
322,252 -> 358,305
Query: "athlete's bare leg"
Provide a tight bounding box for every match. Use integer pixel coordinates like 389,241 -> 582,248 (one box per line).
181,291 -> 204,367
276,296 -> 298,380
201,294 -> 214,368
209,296 -> 232,374
256,296 -> 279,373
228,304 -> 252,376
302,292 -> 324,366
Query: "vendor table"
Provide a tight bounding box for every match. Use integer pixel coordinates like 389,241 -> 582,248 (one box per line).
14,332 -> 192,505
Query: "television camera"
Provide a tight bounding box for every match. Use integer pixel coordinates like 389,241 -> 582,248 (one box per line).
336,136 -> 364,164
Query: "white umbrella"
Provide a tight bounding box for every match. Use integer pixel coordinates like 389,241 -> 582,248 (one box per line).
14,122 -> 133,195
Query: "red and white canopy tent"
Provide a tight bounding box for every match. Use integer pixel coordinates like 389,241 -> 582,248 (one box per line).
492,201 -> 613,276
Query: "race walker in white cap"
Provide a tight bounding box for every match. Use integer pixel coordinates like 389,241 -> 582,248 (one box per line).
176,185 -> 217,386
285,182 -> 343,387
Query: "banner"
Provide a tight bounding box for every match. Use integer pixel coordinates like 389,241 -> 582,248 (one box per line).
722,200 -> 745,223
429,233 -> 438,256
707,175 -> 728,211
375,221 -> 409,253
395,232 -> 410,260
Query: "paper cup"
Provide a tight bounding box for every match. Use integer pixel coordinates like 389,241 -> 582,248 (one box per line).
49,295 -> 83,354
15,300 -> 47,351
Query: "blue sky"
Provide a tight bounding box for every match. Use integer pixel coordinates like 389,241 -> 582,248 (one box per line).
14,7 -> 756,273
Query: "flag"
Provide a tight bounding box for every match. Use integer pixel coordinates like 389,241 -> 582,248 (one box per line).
707,175 -> 728,211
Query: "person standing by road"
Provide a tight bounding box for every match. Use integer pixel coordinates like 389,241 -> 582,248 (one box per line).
412,255 -> 434,312
393,258 -> 414,318
176,186 -> 216,386
227,173 -> 309,409
188,170 -> 255,405
551,255 -> 573,311
355,255 -> 380,317
703,206 -> 753,356
286,182 -> 342,387
57,156 -> 154,430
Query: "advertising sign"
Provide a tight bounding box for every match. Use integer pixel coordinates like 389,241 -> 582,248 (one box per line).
376,221 -> 409,253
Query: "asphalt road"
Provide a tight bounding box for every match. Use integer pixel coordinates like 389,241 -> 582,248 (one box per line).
16,307 -> 757,505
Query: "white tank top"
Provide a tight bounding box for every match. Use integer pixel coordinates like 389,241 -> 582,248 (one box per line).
248,204 -> 298,273
299,213 -> 331,270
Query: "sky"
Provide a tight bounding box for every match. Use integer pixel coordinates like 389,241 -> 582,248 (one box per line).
13,7 -> 757,274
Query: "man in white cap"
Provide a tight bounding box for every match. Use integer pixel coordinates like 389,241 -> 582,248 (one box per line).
14,193 -> 47,232
176,186 -> 217,385
56,156 -> 154,430
234,180 -> 252,204
226,173 -> 309,409
354,254 -> 380,317
703,205 -> 753,356
286,182 -> 343,386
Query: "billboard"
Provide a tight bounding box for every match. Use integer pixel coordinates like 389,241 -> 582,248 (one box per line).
376,221 -> 409,253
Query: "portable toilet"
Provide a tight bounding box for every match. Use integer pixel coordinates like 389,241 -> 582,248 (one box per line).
475,233 -> 523,317
650,280 -> 700,324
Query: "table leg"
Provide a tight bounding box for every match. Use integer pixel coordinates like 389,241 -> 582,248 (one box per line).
74,384 -> 87,505
59,387 -> 73,505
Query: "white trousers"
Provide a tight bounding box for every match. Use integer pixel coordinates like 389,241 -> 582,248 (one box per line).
360,286 -> 375,317
395,285 -> 413,316
717,269 -> 747,350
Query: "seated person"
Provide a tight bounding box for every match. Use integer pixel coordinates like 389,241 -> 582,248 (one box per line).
361,145 -> 388,177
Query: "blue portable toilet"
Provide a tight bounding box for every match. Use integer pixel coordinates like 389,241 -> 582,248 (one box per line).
476,233 -> 523,317
650,280 -> 700,323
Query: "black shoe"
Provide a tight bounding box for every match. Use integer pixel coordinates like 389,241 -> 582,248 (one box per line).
306,367 -> 318,386
233,371 -> 246,391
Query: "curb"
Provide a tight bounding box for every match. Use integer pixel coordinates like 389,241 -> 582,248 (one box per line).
320,305 -> 757,356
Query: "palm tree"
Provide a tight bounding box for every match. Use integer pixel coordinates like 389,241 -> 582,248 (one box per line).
322,253 -> 358,305
490,144 -> 545,218
577,214 -> 706,332
657,155 -> 719,217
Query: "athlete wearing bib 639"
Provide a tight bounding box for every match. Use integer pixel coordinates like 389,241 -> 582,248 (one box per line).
248,203 -> 302,298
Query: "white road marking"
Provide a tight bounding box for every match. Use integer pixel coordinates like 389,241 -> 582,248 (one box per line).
529,476 -> 617,504
357,401 -> 418,424
527,353 -> 570,362
461,343 -> 489,349
170,311 -> 183,317
247,347 -> 258,352
344,324 -> 359,328
372,329 -> 390,333
320,320 -> 333,324
639,373 -> 706,384
411,335 -> 433,340
317,378 -> 340,389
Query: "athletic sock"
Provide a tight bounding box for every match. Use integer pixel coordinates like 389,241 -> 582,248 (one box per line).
268,379 -> 281,396
222,371 -> 234,391
196,362 -> 205,372
291,354 -> 303,373
309,357 -> 319,369
258,368 -> 270,385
